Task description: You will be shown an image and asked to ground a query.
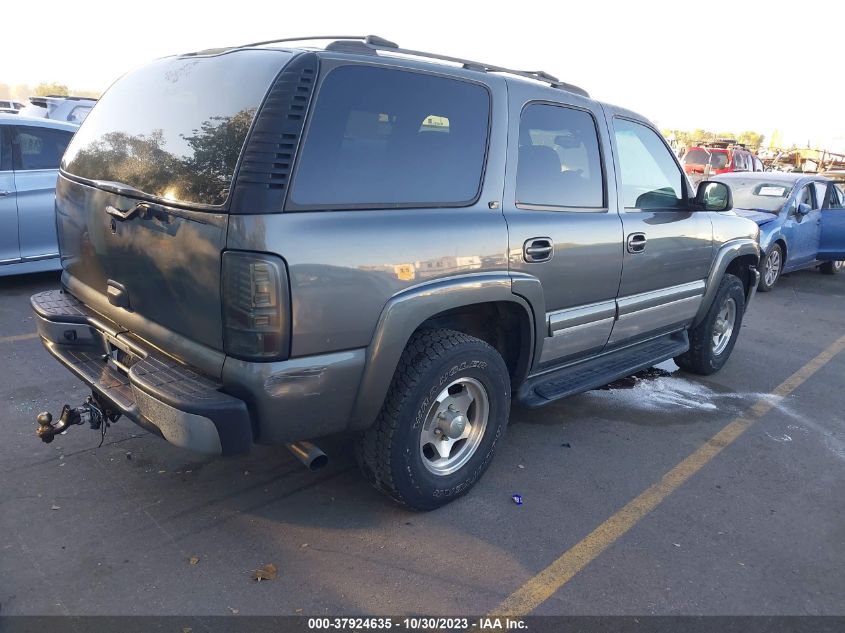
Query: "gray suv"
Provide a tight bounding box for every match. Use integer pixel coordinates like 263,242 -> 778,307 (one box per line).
31,36 -> 760,509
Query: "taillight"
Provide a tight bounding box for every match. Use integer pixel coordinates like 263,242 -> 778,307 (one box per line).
222,251 -> 290,361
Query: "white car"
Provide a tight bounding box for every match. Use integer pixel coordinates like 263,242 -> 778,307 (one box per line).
18,96 -> 96,124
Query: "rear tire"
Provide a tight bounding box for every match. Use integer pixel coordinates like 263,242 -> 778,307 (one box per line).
675,274 -> 745,376
758,244 -> 783,291
355,329 -> 511,511
820,260 -> 843,275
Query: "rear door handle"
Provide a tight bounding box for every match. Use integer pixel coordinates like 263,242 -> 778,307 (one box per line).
627,232 -> 647,253
524,237 -> 554,263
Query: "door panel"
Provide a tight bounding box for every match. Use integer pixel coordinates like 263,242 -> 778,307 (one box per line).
541,300 -> 615,363
12,125 -> 72,259
782,184 -> 820,267
818,182 -> 845,260
609,280 -> 705,344
503,90 -> 623,368
0,170 -> 18,263
609,115 -> 713,347
14,169 -> 60,259
0,127 -> 18,263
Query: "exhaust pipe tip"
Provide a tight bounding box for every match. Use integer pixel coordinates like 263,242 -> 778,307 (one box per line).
287,441 -> 328,471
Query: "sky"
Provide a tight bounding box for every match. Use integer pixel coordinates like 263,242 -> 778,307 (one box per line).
3,0 -> 844,150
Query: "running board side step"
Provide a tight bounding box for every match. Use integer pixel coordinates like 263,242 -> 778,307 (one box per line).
517,332 -> 689,408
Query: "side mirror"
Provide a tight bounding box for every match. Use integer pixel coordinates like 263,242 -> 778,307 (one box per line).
796,202 -> 812,217
694,180 -> 732,212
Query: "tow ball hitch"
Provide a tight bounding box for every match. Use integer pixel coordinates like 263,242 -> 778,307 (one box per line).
36,395 -> 119,445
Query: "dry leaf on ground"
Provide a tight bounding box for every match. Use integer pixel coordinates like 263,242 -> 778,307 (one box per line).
251,563 -> 278,581
189,555 -> 200,565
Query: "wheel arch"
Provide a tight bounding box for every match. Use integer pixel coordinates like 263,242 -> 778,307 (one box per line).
773,237 -> 788,267
348,273 -> 540,430
694,239 -> 760,326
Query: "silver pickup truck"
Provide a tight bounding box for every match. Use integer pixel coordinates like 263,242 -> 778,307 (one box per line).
31,36 -> 760,509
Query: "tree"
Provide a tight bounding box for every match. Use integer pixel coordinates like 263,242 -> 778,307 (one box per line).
736,131 -> 765,150
34,82 -> 69,97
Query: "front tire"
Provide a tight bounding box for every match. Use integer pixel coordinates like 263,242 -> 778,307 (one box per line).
675,274 -> 746,376
355,329 -> 511,510
820,260 -> 843,275
758,244 -> 783,291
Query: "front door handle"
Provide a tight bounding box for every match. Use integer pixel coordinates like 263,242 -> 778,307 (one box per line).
524,237 -> 554,263
627,232 -> 647,253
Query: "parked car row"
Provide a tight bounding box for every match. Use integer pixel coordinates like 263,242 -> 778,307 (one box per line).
682,141 -> 764,184
18,95 -> 96,123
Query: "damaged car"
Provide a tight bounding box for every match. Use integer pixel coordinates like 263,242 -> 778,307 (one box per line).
712,172 -> 845,290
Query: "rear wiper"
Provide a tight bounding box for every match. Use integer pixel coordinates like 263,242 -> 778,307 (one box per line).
89,179 -> 148,198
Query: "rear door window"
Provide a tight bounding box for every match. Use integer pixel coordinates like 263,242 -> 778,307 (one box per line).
61,49 -> 290,207
516,103 -> 604,208
15,126 -> 73,170
289,65 -> 490,209
613,118 -> 684,209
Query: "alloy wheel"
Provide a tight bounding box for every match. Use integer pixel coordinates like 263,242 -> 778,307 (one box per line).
712,297 -> 737,356
419,377 -> 489,476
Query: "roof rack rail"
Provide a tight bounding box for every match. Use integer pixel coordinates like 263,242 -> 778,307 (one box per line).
239,34 -> 399,49
241,35 -> 590,98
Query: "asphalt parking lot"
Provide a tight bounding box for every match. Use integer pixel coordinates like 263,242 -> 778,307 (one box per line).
1,269 -> 844,616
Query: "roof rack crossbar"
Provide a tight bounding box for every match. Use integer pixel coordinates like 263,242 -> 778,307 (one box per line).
240,35 -> 590,98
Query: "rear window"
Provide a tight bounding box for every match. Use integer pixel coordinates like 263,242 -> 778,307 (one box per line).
683,148 -> 729,169
61,49 -> 290,207
290,65 -> 490,209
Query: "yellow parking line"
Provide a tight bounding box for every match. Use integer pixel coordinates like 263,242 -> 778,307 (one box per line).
0,332 -> 39,344
494,333 -> 845,616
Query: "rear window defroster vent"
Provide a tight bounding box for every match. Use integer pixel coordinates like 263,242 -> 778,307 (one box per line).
230,52 -> 319,213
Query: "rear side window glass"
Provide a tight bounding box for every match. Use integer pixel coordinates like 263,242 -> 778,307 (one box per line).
812,182 -> 827,209
16,126 -> 73,170
516,104 -> 604,208
290,65 -> 489,208
68,105 -> 93,124
614,118 -> 683,209
61,49 -> 290,207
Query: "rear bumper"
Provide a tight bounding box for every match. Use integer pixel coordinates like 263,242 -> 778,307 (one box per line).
31,290 -> 252,455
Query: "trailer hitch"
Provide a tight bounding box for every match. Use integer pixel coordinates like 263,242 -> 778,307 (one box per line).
36,395 -> 120,445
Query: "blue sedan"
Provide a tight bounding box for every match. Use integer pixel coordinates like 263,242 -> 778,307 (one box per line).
713,172 -> 845,291
0,115 -> 76,276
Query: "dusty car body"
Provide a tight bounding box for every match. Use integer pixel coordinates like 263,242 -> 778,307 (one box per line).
32,36 -> 764,508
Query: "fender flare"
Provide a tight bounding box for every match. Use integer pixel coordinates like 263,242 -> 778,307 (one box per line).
694,238 -> 760,325
348,272 -> 541,430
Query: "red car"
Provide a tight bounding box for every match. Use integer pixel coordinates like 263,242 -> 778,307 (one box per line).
682,143 -> 763,182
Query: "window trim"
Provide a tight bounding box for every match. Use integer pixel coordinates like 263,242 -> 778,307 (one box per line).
514,100 -> 608,213
0,126 -> 12,172
612,115 -> 692,212
283,62 -> 493,213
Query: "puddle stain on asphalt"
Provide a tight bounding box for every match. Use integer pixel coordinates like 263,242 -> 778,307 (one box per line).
587,362 -> 783,415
